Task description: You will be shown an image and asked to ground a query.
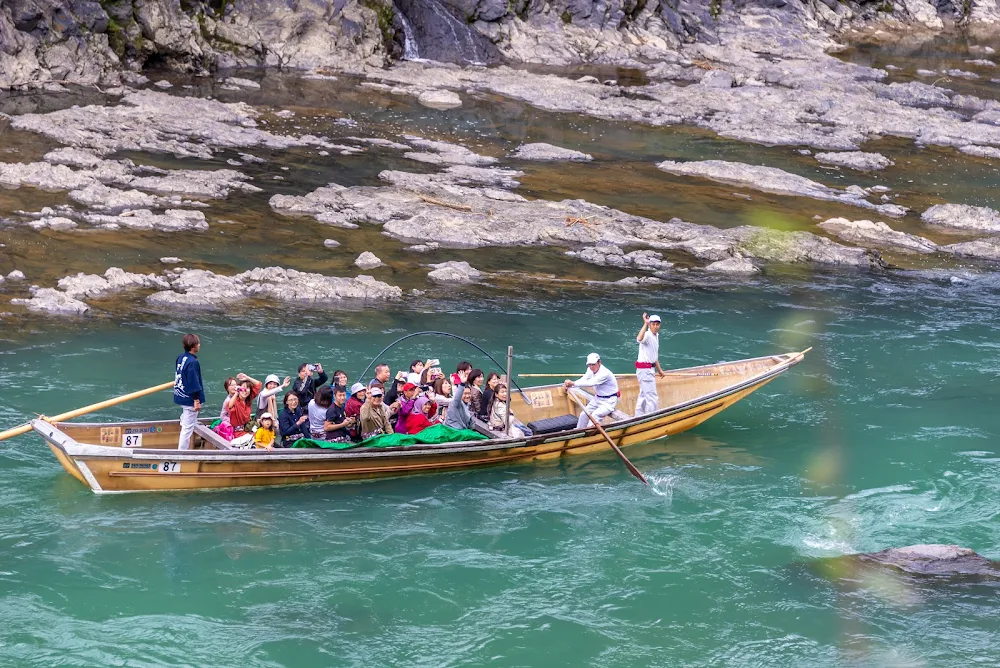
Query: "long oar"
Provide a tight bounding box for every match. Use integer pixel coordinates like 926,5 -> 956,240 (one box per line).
0,381 -> 176,442
566,390 -> 648,486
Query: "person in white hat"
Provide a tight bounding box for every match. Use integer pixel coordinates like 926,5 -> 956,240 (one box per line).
256,373 -> 290,421
634,312 -> 666,416
564,353 -> 619,429
345,382 -> 368,441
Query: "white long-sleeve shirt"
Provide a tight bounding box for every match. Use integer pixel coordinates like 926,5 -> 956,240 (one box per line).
637,331 -> 659,364
573,364 -> 619,398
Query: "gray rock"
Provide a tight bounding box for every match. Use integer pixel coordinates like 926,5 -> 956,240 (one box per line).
223,77 -> 261,89
946,69 -> 980,79
43,148 -> 104,169
403,136 -> 498,167
922,203 -> 1000,232
941,237 -> 1000,261
814,151 -> 894,171
153,80 -> 173,89
511,143 -> 593,162
58,268 -> 169,298
417,89 -> 463,109
323,239 -> 341,248
819,218 -> 938,254
12,288 -> 89,315
82,209 -> 209,232
160,257 -> 183,264
148,267 -> 401,308
656,159 -> 907,217
858,544 -> 1000,578
355,251 -> 384,269
7,270 -> 26,281
700,70 -> 735,89
702,254 -> 759,274
427,261 -> 482,284
567,245 -> 673,272
960,145 -> 1000,159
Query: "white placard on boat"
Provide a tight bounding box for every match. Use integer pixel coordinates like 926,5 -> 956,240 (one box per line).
159,461 -> 181,474
121,433 -> 143,448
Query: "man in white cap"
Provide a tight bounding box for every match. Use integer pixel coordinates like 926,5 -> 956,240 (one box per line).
564,353 -> 619,429
635,312 -> 666,416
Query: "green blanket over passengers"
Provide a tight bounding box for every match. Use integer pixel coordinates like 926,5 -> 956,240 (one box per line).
291,424 -> 489,450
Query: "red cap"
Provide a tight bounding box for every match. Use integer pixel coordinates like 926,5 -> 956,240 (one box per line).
402,382 -> 418,392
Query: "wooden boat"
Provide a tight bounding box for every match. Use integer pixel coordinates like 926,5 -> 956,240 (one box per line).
33,350 -> 809,494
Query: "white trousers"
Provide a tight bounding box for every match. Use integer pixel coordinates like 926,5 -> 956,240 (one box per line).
179,406 -> 199,450
576,395 -> 618,429
634,368 -> 659,416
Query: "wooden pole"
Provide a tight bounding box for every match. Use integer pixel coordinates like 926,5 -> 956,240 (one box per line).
505,346 -> 513,436
0,381 -> 176,442
518,372 -> 706,378
566,390 -> 648,486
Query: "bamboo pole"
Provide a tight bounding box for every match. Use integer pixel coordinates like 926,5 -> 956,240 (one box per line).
0,381 -> 176,442
566,390 -> 648,486
505,346 -> 513,436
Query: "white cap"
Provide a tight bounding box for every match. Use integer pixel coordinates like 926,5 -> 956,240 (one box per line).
350,382 -> 366,396
370,387 -> 384,396
264,374 -> 280,385
586,352 -> 601,365
259,412 -> 273,420
649,315 -> 661,323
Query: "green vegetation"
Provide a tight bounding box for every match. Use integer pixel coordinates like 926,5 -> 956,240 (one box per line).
710,0 -> 723,20
361,0 -> 397,51
561,9 -> 572,23
876,0 -> 893,12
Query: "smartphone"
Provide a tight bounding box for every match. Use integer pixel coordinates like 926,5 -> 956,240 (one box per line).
306,364 -> 316,372
394,370 -> 407,381
427,358 -> 440,368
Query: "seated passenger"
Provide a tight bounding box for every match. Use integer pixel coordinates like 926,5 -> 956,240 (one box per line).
394,382 -> 421,433
345,383 -> 367,441
254,412 -> 276,449
307,385 -> 333,440
451,361 -> 472,386
228,374 -> 261,438
479,372 -> 500,422
405,396 -> 439,435
444,368 -> 475,431
292,363 -> 327,405
430,377 -> 453,420
487,384 -> 533,438
406,359 -> 430,385
467,369 -> 484,418
360,386 -> 394,439
278,392 -> 308,447
256,374 -> 291,420
214,376 -> 238,440
324,386 -> 355,443
332,370 -> 349,393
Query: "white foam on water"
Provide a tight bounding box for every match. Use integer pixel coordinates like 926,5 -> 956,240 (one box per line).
647,473 -> 675,503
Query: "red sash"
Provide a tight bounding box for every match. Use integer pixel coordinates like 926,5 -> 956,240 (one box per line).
635,362 -> 654,369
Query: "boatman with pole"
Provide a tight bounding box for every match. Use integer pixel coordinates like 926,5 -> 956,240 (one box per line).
635,312 -> 666,416
564,353 -> 619,429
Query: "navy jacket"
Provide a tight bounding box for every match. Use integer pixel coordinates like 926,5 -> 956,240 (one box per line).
173,352 -> 205,407
279,407 -> 307,447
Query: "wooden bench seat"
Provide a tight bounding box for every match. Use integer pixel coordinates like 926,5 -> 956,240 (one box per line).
193,423 -> 236,450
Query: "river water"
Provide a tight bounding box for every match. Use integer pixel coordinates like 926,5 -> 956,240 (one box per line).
2,272 -> 999,666
2,41 -> 1000,665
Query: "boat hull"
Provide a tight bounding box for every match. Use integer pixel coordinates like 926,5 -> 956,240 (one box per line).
35,351 -> 803,493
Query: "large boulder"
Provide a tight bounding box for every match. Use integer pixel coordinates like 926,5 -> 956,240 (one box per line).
922,203 -> 1000,232
859,544 -> 1000,577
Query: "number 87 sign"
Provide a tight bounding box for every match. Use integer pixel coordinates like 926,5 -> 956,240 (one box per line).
122,433 -> 143,448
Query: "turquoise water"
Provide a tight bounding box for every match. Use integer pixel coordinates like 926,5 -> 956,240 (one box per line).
2,273 -> 999,666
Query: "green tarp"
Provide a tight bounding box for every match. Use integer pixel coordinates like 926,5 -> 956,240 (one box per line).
291,423 -> 489,450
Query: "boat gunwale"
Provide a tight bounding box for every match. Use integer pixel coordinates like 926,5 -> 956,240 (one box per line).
35,349 -> 805,462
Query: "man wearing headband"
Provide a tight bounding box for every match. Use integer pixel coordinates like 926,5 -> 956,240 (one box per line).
564,352 -> 619,429
635,312 -> 666,416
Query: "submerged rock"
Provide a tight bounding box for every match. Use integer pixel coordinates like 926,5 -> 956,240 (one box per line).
82,209 -> 209,232
427,261 -> 482,284
323,239 -> 341,249
402,136 -> 498,167
814,151 -> 894,172
512,143 -> 593,162
819,218 -> 939,254
922,203 -> 1000,232
656,160 -> 907,217
859,544 -> 1000,578
354,251 -> 383,269
417,90 -> 463,110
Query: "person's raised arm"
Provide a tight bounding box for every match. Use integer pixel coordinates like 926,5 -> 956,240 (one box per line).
566,368 -> 595,388
315,367 -> 328,386
637,311 -> 650,343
